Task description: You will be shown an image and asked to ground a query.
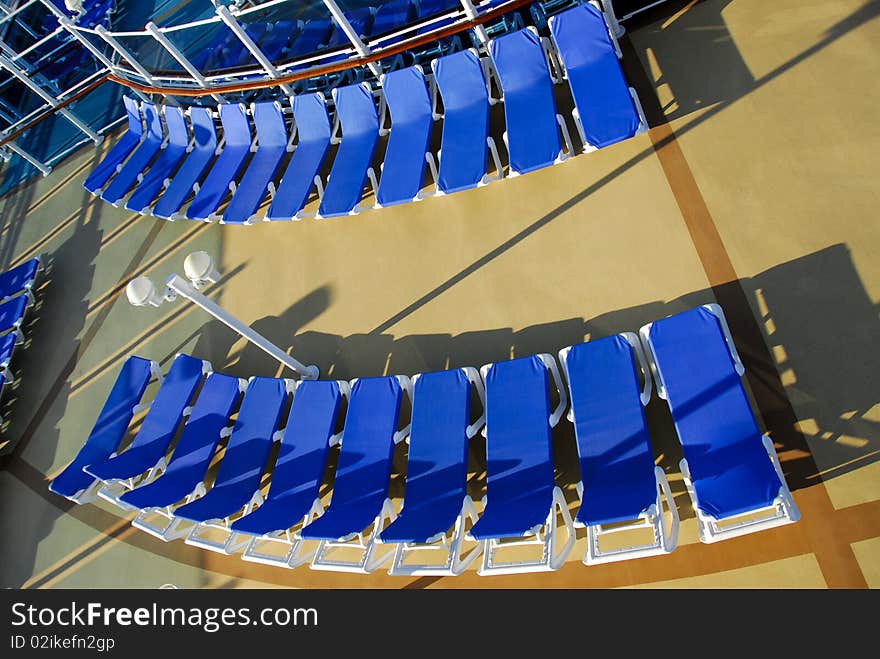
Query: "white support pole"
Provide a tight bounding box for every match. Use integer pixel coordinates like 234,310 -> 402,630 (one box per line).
458,0 -> 489,45
0,54 -> 102,143
164,274 -> 320,380
0,139 -> 51,175
321,0 -> 382,78
94,25 -> 157,85
144,22 -> 225,103
215,5 -> 294,95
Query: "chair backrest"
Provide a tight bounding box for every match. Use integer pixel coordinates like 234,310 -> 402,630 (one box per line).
550,4 -> 639,148
563,336 -> 657,524
258,20 -> 299,61
141,373 -> 240,488
432,49 -> 490,193
220,102 -> 252,148
210,377 -> 287,494
328,7 -> 374,47
484,355 -> 555,505
267,380 -> 343,500
189,106 -> 218,153
318,83 -> 379,216
0,257 -> 39,298
330,377 -> 403,508
123,95 -> 143,138
377,66 -> 432,206
489,27 -> 560,174
120,354 -> 205,457
0,295 -> 27,332
142,102 -> 164,144
163,105 -> 190,149
252,101 -> 288,150
49,356 -> 154,497
648,307 -> 762,458
404,369 -> 471,511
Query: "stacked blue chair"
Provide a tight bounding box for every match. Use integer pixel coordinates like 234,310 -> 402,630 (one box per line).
125,372 -> 243,541
549,3 -> 646,151
49,356 -> 161,503
234,379 -> 349,568
181,377 -> 291,554
379,367 -> 486,576
83,354 -> 210,507
266,93 -> 332,220
0,256 -> 43,422
151,106 -> 218,220
222,101 -> 288,224
559,333 -> 678,564
101,102 -> 164,206
640,304 -> 800,543
301,375 -> 412,573
185,103 -> 251,221
83,96 -> 143,196
124,105 -> 191,214
469,354 -> 574,575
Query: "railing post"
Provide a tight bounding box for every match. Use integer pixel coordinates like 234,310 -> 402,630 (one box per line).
0,140 -> 51,175
144,22 -> 225,104
215,5 -> 294,96
600,0 -> 625,38
459,0 -> 489,45
0,53 -> 101,144
94,25 -> 157,85
321,0 -> 382,78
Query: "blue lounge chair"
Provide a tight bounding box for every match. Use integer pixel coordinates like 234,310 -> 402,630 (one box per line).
317,83 -> 380,218
559,333 -> 678,565
380,367 -> 486,576
326,8 -> 375,48
221,101 -> 288,224
639,304 -> 801,543
302,375 -> 413,573
83,96 -> 143,195
0,257 -> 41,306
376,66 -> 434,207
185,103 -> 252,221
0,295 -> 31,344
489,27 -> 573,175
234,379 -> 349,568
266,93 -> 332,220
126,372 -> 244,540
258,20 -> 301,61
549,4 -> 646,151
100,102 -> 165,206
288,17 -> 332,58
49,356 -> 160,503
124,105 -> 191,213
469,354 -> 574,575
181,377 -> 291,554
431,49 -> 502,195
372,0 -> 417,38
151,106 -> 218,220
84,354 -> 210,508
0,333 -> 16,381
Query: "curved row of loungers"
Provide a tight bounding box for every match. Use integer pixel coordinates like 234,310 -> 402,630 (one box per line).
50,305 -> 800,576
83,4 -> 646,225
